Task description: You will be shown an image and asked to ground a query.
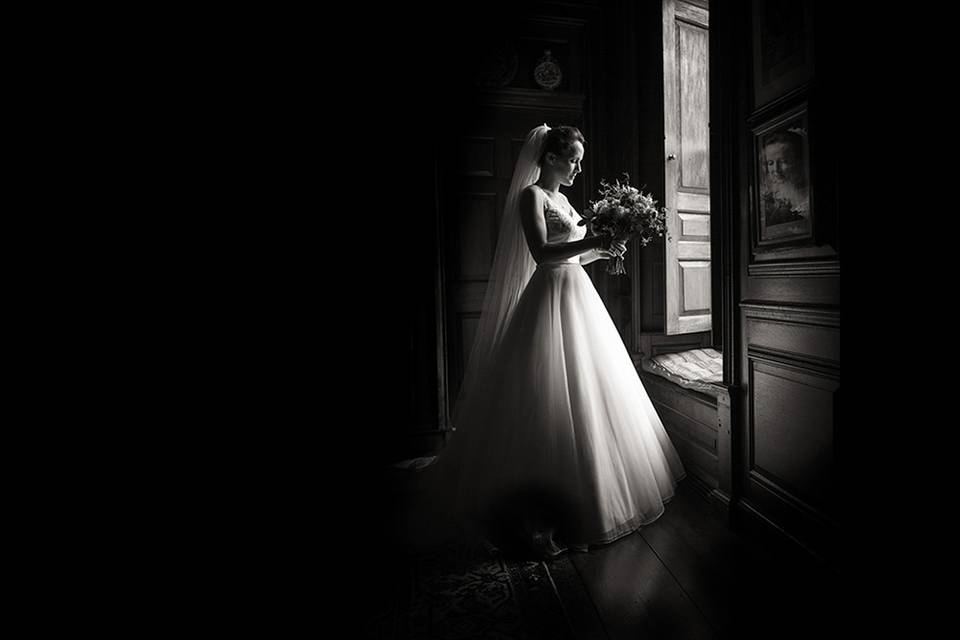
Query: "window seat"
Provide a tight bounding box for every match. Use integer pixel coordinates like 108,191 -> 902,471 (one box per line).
640,347 -> 724,398
636,347 -> 730,497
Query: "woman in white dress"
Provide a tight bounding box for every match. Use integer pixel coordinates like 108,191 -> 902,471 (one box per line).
428,124 -> 685,558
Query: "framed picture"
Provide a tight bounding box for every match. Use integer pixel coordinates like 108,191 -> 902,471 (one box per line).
752,105 -> 813,248
752,0 -> 813,108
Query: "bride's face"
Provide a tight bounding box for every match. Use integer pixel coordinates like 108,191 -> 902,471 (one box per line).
548,141 -> 584,186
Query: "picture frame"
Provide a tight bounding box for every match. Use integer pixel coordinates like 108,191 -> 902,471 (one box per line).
752,0 -> 814,108
752,104 -> 813,249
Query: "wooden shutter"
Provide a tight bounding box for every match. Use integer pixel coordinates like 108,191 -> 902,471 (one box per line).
663,0 -> 711,335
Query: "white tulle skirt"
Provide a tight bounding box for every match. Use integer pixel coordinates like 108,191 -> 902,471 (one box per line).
431,262 -> 685,549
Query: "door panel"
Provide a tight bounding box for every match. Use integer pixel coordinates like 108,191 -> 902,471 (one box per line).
664,0 -> 711,335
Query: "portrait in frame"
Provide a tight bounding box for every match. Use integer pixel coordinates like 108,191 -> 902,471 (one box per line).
754,107 -> 812,246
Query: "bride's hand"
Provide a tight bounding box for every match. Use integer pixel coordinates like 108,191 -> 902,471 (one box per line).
594,247 -> 619,259
595,240 -> 627,260
599,237 -> 627,257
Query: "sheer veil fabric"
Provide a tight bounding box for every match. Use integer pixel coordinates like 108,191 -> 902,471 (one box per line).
452,124 -> 549,426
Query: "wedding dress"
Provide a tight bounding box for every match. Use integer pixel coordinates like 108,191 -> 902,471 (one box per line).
426,125 -> 684,553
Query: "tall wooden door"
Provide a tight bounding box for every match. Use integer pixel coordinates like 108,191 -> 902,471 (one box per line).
663,0 -> 711,336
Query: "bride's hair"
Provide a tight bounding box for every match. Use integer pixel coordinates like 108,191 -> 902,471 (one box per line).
539,126 -> 585,165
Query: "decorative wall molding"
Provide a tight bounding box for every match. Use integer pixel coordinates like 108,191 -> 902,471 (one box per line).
477,87 -> 585,112
459,137 -> 496,177
740,301 -> 840,327
747,346 -> 839,376
743,301 -> 839,372
748,259 -> 840,278
746,357 -> 839,545
528,13 -> 592,28
733,498 -> 828,565
686,472 -> 731,516
747,469 -> 838,529
746,84 -> 812,125
638,331 -> 709,358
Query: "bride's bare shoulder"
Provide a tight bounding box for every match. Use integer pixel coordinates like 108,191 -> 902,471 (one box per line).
519,184 -> 545,209
522,184 -> 544,198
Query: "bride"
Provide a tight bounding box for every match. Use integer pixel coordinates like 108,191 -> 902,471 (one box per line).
426,124 -> 685,557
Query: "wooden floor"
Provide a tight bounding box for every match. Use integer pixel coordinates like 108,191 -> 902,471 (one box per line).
559,482 -> 842,639
361,470 -> 844,639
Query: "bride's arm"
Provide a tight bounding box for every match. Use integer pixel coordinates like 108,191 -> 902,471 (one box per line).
519,188 -> 604,263
580,247 -> 607,265
581,236 -> 626,264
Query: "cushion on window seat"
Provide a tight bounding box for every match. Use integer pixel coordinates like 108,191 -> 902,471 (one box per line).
640,348 -> 724,398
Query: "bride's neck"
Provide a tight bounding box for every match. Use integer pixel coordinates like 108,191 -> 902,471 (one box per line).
535,178 -> 561,195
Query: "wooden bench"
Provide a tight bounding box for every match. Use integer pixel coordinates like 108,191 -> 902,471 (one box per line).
633,352 -> 732,512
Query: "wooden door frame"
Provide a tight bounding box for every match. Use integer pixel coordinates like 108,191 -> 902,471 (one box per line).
709,0 -> 740,517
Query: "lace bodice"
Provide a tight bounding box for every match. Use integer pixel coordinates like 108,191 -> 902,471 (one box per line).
541,191 -> 586,264
543,200 -> 584,242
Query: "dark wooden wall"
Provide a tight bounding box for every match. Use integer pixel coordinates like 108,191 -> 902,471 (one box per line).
713,0 -> 842,563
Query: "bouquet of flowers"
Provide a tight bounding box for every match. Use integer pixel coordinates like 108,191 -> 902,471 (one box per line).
578,173 -> 668,275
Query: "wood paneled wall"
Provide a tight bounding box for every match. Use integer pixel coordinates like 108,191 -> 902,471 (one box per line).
713,0 -> 842,563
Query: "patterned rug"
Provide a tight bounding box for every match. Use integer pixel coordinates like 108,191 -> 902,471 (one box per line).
365,543 -> 584,640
